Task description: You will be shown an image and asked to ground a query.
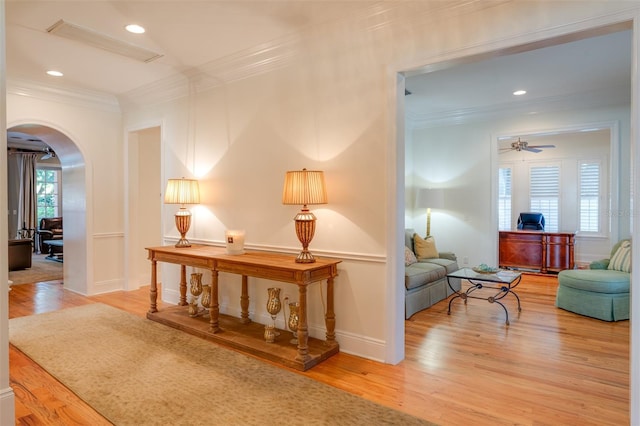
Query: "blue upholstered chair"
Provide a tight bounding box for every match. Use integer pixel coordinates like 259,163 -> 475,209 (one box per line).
555,239 -> 630,321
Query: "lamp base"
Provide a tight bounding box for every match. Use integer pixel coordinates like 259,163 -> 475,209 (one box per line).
174,209 -> 192,248
295,250 -> 316,263
293,210 -> 317,263
175,238 -> 192,248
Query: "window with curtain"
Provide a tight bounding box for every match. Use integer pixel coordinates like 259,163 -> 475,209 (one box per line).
529,164 -> 560,232
36,167 -> 61,223
498,167 -> 512,230
579,161 -> 601,232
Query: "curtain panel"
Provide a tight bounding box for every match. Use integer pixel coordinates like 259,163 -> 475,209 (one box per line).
17,153 -> 38,237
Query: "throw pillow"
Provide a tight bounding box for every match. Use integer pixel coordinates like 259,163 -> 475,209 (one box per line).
608,240 -> 631,273
413,233 -> 439,259
404,246 -> 418,266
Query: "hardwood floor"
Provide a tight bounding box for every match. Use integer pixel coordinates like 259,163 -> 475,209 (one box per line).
8,275 -> 629,425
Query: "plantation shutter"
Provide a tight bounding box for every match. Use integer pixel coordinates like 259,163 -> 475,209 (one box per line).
498,167 -> 512,230
529,165 -> 559,232
579,162 -> 600,232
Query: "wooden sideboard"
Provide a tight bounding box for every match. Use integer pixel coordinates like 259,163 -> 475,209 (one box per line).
146,245 -> 341,371
499,230 -> 575,273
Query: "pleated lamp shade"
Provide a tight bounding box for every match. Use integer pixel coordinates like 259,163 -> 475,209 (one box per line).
164,178 -> 201,205
282,169 -> 327,206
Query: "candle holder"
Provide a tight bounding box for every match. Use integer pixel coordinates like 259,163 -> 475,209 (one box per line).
201,285 -> 211,318
188,272 -> 203,317
287,301 -> 300,345
265,287 -> 282,342
225,229 -> 246,255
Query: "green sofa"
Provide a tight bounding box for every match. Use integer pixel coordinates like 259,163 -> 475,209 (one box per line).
404,229 -> 460,319
556,239 -> 630,321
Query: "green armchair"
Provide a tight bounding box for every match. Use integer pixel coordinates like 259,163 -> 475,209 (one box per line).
556,239 -> 630,321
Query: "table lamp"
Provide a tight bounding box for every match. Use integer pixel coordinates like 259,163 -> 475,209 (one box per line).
164,177 -> 200,248
415,188 -> 444,237
282,169 -> 328,263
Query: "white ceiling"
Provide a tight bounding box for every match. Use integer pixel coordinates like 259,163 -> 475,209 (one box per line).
405,28 -> 632,126
4,2 -> 633,146
5,1 -> 375,95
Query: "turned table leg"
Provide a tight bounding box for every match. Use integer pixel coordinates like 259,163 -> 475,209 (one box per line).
295,285 -> 310,363
240,275 -> 250,324
209,269 -> 220,333
178,265 -> 188,306
325,276 -> 336,343
148,259 -> 158,313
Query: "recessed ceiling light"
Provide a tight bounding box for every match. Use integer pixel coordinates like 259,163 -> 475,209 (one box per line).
125,24 -> 145,34
513,90 -> 527,96
46,70 -> 63,77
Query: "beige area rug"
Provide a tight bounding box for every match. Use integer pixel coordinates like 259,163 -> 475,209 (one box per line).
8,254 -> 63,285
9,304 -> 435,426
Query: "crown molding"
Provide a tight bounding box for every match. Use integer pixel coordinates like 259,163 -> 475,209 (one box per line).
118,0 -> 484,109
7,78 -> 120,113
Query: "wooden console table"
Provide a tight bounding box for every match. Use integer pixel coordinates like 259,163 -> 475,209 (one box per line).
146,245 -> 341,371
499,230 -> 575,273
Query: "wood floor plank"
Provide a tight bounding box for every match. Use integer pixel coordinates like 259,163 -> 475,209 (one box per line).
7,274 -> 630,425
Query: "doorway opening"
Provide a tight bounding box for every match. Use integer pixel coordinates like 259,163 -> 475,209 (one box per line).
6,123 -> 88,294
399,24 -> 633,361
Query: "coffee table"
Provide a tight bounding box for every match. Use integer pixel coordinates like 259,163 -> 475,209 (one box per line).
446,268 -> 522,325
43,239 -> 64,263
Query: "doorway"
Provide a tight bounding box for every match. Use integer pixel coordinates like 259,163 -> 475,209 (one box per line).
397,21 -> 635,415
6,123 -> 87,294
125,125 -> 162,291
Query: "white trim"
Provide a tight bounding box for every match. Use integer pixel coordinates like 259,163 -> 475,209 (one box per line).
0,387 -> 15,425
7,78 -> 120,113
163,236 -> 387,264
629,13 -> 640,426
93,232 -> 125,239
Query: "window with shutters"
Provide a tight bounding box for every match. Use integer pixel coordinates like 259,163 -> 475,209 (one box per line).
579,161 -> 600,232
498,167 -> 512,230
529,164 -> 559,232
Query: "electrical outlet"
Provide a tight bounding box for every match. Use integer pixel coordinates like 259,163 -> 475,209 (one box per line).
463,256 -> 469,265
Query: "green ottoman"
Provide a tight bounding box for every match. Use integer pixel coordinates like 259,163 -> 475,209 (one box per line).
556,269 -> 630,321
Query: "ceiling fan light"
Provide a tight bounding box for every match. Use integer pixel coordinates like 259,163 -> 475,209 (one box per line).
513,90 -> 527,96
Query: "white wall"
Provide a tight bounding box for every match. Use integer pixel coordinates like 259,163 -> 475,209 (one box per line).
126,126 -> 162,290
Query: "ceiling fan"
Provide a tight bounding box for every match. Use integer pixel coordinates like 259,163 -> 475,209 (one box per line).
500,137 -> 555,154
41,146 -> 56,160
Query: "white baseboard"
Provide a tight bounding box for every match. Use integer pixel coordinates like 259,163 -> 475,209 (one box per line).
0,386 -> 15,424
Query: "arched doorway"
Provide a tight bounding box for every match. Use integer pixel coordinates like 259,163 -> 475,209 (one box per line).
7,123 -> 88,294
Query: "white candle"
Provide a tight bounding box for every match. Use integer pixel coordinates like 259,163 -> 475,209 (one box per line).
225,230 -> 246,255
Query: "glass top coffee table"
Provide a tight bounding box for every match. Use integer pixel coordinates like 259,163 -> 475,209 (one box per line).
446,268 -> 522,325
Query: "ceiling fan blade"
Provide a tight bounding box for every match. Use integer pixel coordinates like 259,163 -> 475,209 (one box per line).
527,144 -> 555,149
523,147 -> 542,153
